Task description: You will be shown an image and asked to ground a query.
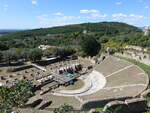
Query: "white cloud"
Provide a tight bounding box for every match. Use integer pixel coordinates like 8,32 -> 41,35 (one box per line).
80,9 -> 107,19
80,9 -> 99,14
37,10 -> 108,27
112,13 -> 127,18
88,13 -> 107,19
3,4 -> 8,11
129,14 -> 144,18
112,13 -> 145,25
32,0 -> 37,5
54,12 -> 64,16
37,10 -> 146,28
144,6 -> 149,8
37,14 -> 81,27
115,1 -> 122,5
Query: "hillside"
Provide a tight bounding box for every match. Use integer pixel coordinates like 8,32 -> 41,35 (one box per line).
1,21 -> 147,51
0,22 -> 141,40
0,29 -> 20,36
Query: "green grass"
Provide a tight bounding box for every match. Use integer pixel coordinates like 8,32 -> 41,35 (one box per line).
116,56 -> 150,88
96,107 -> 103,111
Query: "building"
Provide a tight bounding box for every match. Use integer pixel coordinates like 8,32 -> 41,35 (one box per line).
144,26 -> 150,36
53,73 -> 79,86
38,45 -> 59,50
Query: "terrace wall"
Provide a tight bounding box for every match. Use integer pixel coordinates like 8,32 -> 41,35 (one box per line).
115,50 -> 150,66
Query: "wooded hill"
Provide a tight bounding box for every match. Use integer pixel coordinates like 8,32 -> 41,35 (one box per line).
2,21 -> 149,53
0,22 -> 141,40
0,21 -> 149,63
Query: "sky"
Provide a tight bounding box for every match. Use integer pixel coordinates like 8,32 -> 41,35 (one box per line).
0,0 -> 150,29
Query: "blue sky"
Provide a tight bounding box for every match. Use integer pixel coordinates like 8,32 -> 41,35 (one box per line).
0,0 -> 150,29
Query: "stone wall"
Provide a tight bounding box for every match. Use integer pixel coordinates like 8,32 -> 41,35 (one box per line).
103,98 -> 147,113
78,53 -> 109,65
101,89 -> 150,113
78,56 -> 96,64
115,50 -> 150,66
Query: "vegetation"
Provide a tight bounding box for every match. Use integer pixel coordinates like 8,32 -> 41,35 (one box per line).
101,105 -> 129,113
0,22 -> 140,39
0,47 -> 76,65
143,108 -> 150,113
0,21 -> 148,65
0,108 -> 11,113
0,80 -> 34,108
54,104 -> 80,113
80,35 -> 101,56
0,22 -> 149,113
54,48 -> 76,58
0,22 -> 142,51
28,48 -> 43,61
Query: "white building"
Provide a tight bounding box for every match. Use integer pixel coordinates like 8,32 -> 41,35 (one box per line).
38,45 -> 58,50
144,26 -> 150,36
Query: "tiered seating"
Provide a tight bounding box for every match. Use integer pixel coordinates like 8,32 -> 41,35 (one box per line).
105,66 -> 148,87
95,56 -> 132,76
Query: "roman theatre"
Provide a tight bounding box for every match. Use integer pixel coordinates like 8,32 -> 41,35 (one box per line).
28,56 -> 149,110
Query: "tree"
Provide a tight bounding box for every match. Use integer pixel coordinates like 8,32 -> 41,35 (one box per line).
0,87 -> 12,107
80,36 -> 101,56
28,48 -> 43,62
10,80 -> 34,107
0,42 -> 9,51
2,48 -> 17,65
54,104 -> 80,113
0,51 -> 3,62
54,48 -> 76,58
0,80 -> 34,108
19,48 -> 30,61
43,48 -> 53,57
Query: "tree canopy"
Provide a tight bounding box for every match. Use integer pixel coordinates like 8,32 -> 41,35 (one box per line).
0,80 -> 34,108
80,35 -> 101,56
